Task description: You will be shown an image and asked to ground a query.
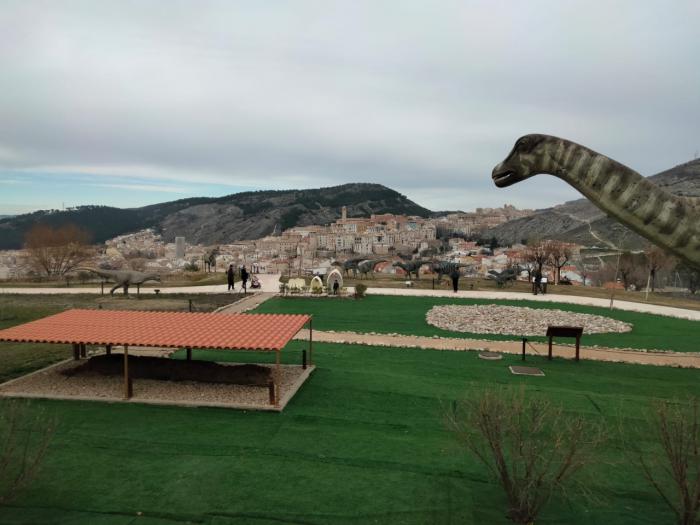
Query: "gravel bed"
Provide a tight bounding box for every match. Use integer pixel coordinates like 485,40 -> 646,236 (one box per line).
0,360 -> 307,409
426,304 -> 632,336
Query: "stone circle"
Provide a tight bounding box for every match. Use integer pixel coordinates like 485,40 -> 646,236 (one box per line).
426,304 -> 632,336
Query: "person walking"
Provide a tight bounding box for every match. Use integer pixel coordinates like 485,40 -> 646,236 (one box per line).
227,264 -> 235,291
241,265 -> 249,294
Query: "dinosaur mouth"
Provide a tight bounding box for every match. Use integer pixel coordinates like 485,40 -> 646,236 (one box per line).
491,169 -> 517,187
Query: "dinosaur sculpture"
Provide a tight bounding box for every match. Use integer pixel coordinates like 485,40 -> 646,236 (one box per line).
332,258 -> 365,278
487,266 -> 521,288
392,259 -> 427,280
430,261 -> 468,283
79,268 -> 161,295
492,134 -> 700,270
357,259 -> 387,279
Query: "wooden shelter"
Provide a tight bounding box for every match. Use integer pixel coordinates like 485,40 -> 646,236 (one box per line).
0,309 -> 312,406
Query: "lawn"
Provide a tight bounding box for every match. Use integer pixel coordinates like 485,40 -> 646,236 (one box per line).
1,294 -> 699,523
1,342 -> 698,524
254,295 -> 700,353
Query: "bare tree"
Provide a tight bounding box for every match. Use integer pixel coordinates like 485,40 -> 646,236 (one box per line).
644,244 -> 673,293
547,241 -> 573,285
24,224 -> 93,276
637,398 -> 700,525
0,400 -> 56,504
447,386 -> 602,524
618,252 -> 645,291
524,239 -> 552,280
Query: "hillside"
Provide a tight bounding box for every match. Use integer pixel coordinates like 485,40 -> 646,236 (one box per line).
486,158 -> 700,249
0,183 -> 431,249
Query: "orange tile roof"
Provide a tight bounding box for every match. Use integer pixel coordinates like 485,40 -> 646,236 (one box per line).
0,309 -> 310,351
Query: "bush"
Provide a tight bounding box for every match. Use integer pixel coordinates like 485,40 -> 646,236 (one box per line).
183,261 -> 199,272
0,400 -> 56,504
447,385 -> 602,524
636,397 -> 700,525
354,283 -> 367,299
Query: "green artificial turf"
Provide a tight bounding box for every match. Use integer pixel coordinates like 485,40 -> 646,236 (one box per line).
254,295 -> 700,353
1,341 -> 698,524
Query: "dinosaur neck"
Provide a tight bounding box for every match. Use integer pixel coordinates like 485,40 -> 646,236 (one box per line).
542,138 -> 700,265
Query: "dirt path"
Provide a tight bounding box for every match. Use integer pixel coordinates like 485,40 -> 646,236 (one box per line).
295,329 -> 700,368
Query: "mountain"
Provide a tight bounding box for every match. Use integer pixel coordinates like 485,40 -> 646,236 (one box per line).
485,158 -> 700,249
0,183 -> 431,249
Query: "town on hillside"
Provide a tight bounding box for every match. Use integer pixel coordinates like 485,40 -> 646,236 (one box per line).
4,202 -> 684,291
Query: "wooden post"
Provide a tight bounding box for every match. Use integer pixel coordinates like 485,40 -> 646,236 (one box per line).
275,351 -> 281,407
575,335 -> 581,362
268,381 -> 275,405
186,347 -> 192,361
521,338 -> 526,361
302,349 -> 307,370
72,343 -> 80,360
548,336 -> 553,360
123,345 -> 131,399
308,318 -> 313,366
80,343 -> 86,358
106,344 -> 112,356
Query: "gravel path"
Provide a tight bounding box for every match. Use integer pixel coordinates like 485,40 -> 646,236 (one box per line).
294,329 -> 700,368
426,304 -> 632,336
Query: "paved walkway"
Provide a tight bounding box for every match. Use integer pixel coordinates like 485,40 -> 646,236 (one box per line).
294,329 -> 700,368
364,287 -> 700,321
216,292 -> 275,314
0,274 -> 282,296
2,274 -> 699,321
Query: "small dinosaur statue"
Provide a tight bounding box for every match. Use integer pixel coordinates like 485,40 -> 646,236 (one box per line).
392,259 -> 428,280
79,268 -> 161,295
492,134 -> 700,270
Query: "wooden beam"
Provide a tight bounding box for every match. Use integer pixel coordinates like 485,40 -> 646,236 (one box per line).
548,337 -> 553,361
186,347 -> 192,361
123,345 -> 131,399
106,344 -> 112,356
72,343 -> 80,360
575,336 -> 581,362
308,318 -> 313,366
275,350 -> 281,407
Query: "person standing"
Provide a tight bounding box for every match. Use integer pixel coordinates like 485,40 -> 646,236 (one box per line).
227,264 -> 235,291
241,265 -> 249,294
450,268 -> 460,293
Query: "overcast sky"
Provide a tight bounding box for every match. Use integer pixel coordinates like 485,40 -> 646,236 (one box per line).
1,1 -> 698,215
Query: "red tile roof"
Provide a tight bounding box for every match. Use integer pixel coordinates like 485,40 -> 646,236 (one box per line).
0,309 -> 310,351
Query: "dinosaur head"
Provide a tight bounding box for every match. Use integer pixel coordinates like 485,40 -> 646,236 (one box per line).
492,134 -> 549,187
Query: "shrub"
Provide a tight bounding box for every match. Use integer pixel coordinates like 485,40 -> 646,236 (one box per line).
0,400 -> 56,504
447,385 -> 602,524
637,397 -> 700,525
354,283 -> 367,299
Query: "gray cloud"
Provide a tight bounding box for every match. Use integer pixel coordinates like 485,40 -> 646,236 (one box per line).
0,0 -> 698,212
